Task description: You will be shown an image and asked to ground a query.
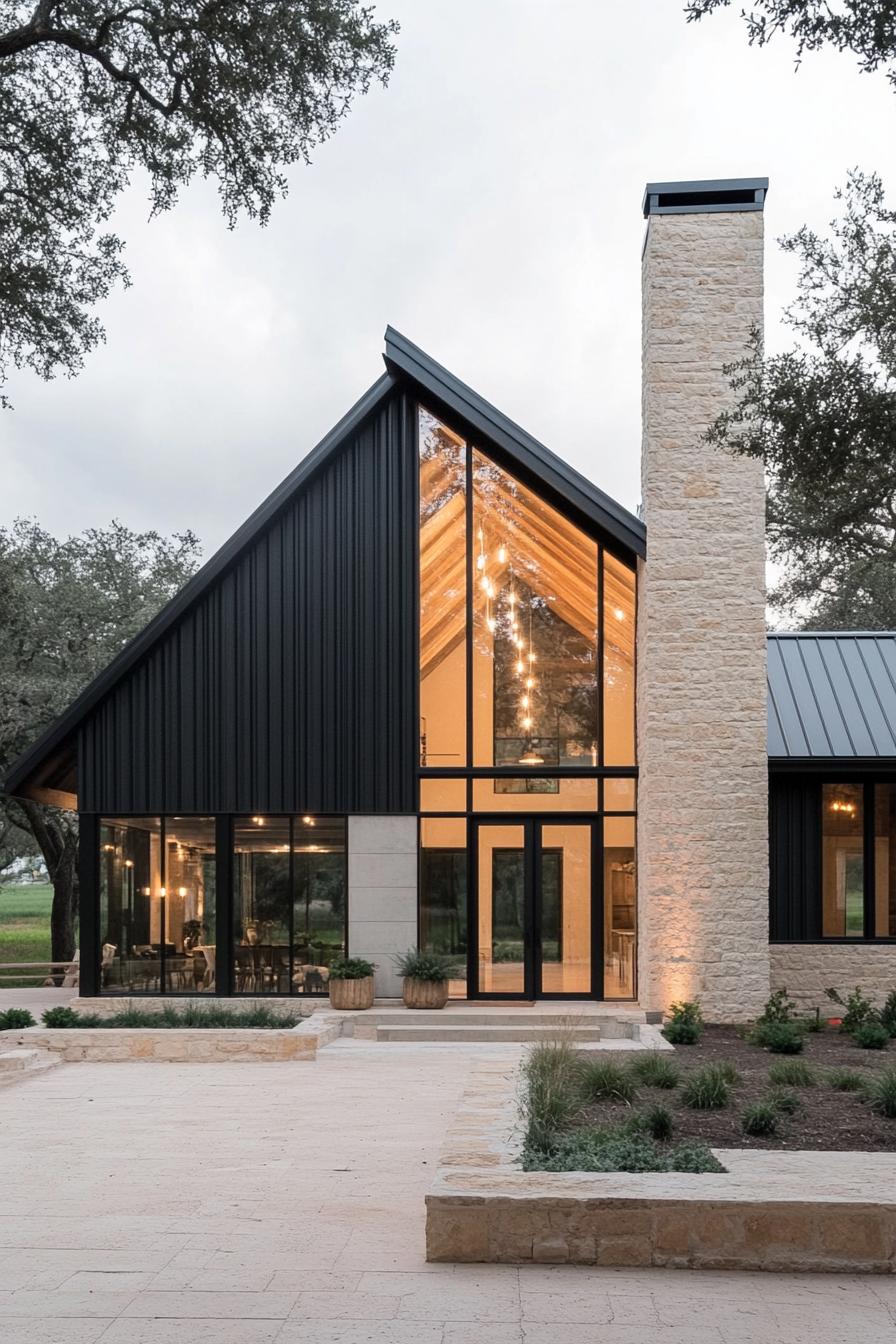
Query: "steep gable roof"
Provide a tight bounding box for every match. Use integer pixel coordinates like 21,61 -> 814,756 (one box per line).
4,329 -> 645,801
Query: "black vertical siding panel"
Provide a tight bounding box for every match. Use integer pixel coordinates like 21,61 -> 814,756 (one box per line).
769,773 -> 822,941
78,390 -> 417,815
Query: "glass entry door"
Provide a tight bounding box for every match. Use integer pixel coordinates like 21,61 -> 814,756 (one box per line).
472,818 -> 596,999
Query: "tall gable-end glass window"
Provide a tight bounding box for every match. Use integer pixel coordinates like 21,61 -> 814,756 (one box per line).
472,450 -> 599,769
603,552 -> 636,766
419,410 -> 468,769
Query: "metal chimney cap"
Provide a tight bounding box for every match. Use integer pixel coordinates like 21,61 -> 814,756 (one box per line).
642,177 -> 768,218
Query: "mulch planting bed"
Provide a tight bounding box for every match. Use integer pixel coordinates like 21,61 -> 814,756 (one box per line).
587,1024 -> 896,1152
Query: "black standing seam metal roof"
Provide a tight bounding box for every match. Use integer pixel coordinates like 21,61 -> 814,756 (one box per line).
768,633 -> 896,760
3,328 -> 645,798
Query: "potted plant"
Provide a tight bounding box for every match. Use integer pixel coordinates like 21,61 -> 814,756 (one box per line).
394,949 -> 457,1010
327,957 -> 376,1010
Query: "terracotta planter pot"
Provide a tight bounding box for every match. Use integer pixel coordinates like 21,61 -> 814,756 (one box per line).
329,975 -> 375,1011
402,977 -> 449,1010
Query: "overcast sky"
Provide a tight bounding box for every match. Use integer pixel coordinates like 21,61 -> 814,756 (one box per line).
5,0 -> 895,554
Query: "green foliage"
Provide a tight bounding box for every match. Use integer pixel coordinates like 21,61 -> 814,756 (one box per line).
662,1000 -> 703,1044
520,1038 -> 583,1154
713,1060 -> 743,1087
327,957 -> 375,980
640,1103 -> 674,1141
524,1125 -> 724,1174
757,1022 -> 805,1054
864,1067 -> 896,1118
0,1007 -> 35,1029
768,1059 -> 816,1087
880,991 -> 896,1036
741,1100 -> 780,1136
628,1052 -> 680,1089
827,986 -> 877,1033
691,172 -> 896,630
756,987 -> 798,1026
768,1088 -> 801,1115
686,1 -> 896,91
853,1020 -> 890,1050
827,1067 -> 865,1092
0,1 -> 399,406
0,882 -> 53,985
393,949 -> 457,982
39,1003 -> 297,1029
578,1059 -> 637,1104
681,1065 -> 731,1110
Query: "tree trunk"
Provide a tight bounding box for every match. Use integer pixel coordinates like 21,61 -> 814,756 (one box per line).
49,861 -> 77,966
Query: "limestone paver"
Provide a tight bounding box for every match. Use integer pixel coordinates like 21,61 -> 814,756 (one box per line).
0,1043 -> 891,1344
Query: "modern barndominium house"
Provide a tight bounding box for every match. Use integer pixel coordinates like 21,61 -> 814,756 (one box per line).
6,179 -> 896,1019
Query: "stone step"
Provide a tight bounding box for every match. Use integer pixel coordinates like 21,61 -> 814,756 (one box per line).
375,1024 -> 603,1043
0,1048 -> 61,1086
356,1010 -> 639,1028
0,1049 -> 33,1072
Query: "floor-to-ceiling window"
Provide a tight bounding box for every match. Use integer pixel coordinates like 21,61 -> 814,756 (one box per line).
417,405 -> 637,999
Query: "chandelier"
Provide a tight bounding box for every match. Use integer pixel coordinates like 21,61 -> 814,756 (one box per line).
478,526 -> 543,765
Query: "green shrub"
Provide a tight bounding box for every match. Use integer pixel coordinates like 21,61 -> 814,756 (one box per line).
757,1022 -> 805,1054
628,1052 -> 680,1089
523,1124 -> 724,1174
640,1103 -> 674,1141
681,1065 -> 731,1110
768,1088 -> 801,1115
327,957 -> 376,980
741,1101 -> 779,1136
0,1008 -> 35,1030
826,986 -> 876,1033
881,990 -> 896,1037
853,1020 -> 890,1050
827,1067 -> 865,1092
768,1058 -> 816,1088
107,1003 -> 298,1029
756,987 -> 798,1026
662,1000 -> 703,1045
40,1006 -> 103,1027
520,1039 -> 583,1153
864,1067 -> 896,1119
578,1058 -> 637,1103
393,949 -> 458,982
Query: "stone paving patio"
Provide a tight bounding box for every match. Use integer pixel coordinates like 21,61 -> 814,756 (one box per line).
1,1036 -> 896,1342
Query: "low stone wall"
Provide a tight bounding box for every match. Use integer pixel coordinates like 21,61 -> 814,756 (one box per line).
426,1060 -> 896,1272
0,1018 -> 339,1062
771,945 -> 896,1013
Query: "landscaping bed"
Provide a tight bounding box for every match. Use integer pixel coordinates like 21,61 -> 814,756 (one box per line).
589,1024 -> 896,1153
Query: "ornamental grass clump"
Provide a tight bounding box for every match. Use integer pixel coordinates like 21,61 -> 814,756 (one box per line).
661,1000 -> 703,1045
520,1037 -> 583,1154
393,949 -> 458,981
864,1067 -> 896,1119
741,1100 -> 779,1136
681,1064 -> 731,1110
0,1008 -> 35,1030
628,1052 -> 680,1089
578,1058 -> 637,1104
640,1103 -> 674,1141
827,1067 -> 865,1092
767,1058 -> 816,1088
768,1088 -> 801,1115
327,957 -> 376,980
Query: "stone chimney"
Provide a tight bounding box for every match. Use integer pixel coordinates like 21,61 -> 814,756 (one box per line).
638,178 -> 769,1022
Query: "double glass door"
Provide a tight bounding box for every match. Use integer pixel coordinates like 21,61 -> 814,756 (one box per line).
472,817 -> 595,999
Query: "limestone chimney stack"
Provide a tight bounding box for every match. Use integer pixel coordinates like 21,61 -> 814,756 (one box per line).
637,178 -> 769,1022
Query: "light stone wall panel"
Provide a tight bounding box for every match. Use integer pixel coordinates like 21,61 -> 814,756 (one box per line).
638,204 -> 769,1022
348,815 -> 417,997
771,944 -> 896,1014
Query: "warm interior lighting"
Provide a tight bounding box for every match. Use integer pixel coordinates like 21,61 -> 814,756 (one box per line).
830,800 -> 857,817
497,545 -> 507,564
159,887 -> 167,897
614,607 -> 625,621
177,887 -> 187,898
302,815 -> 315,826
252,816 -> 265,826
518,747 -> 545,765
124,859 -> 134,869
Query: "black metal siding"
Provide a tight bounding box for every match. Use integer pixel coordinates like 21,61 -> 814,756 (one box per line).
769,773 -> 821,940
78,391 -> 417,814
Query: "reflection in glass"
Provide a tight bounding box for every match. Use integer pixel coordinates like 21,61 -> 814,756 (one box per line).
164,817 -> 216,991
233,816 -> 291,993
472,776 -> 598,812
472,450 -> 598,769
477,824 -> 526,994
823,784 -> 865,937
603,552 -> 636,766
540,825 -> 591,995
292,816 -> 346,994
875,784 -> 896,938
420,817 -> 468,998
99,817 -> 162,993
603,815 -> 636,999
419,410 -> 467,768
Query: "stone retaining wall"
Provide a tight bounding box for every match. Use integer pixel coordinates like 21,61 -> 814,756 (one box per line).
426,1059 -> 896,1272
0,1021 -> 330,1062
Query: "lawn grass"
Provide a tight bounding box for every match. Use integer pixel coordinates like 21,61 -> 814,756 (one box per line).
0,884 -> 62,987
